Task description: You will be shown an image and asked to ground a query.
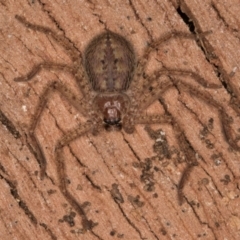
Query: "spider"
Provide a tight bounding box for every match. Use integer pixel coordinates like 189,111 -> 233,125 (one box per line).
15,15 -> 240,231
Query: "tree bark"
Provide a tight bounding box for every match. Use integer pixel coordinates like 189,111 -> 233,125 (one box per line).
1,0 -> 240,239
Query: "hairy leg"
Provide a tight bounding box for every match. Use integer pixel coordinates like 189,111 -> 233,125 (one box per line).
134,113 -> 172,125
22,81 -> 90,179
140,73 -> 240,151
175,79 -> 240,151
143,31 -> 211,62
147,68 -> 221,89
15,15 -> 92,96
171,120 -> 198,205
15,15 -> 80,62
139,77 -> 174,110
134,77 -> 240,203
131,30 -> 212,96
14,62 -> 74,82
55,122 -> 101,231
135,68 -> 221,111
134,113 -> 197,204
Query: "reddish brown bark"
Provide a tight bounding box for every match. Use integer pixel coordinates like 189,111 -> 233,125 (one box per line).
1,0 -> 240,239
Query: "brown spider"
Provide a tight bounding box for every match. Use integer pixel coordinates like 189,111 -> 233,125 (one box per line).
15,15 -> 240,231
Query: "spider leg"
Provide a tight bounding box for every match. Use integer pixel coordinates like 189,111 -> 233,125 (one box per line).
14,62 -> 74,82
135,75 -> 240,204
171,121 -> 198,205
134,113 -> 197,204
15,16 -> 93,97
142,31 -> 211,62
55,122 -> 101,231
132,67 -> 220,107
176,79 -> 240,151
15,15 -> 80,62
131,30 -> 212,97
140,77 -> 174,110
25,81 -> 90,179
141,74 -> 240,151
169,81 -> 240,201
147,68 -> 221,89
135,67 -> 221,111
134,113 -> 172,125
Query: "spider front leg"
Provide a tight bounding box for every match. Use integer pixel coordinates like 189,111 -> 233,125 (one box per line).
18,81 -> 89,179
55,122 -> 101,231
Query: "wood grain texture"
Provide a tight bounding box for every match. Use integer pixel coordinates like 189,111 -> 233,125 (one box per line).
1,0 -> 240,239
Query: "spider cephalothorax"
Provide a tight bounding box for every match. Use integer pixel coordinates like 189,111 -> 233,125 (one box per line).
93,93 -> 130,131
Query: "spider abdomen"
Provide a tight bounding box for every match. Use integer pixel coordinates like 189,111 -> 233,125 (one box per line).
84,31 -> 135,92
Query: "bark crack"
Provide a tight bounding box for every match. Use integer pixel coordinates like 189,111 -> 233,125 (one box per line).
0,173 -> 38,225
128,0 -> 153,41
185,197 -> 218,240
39,222 -> 57,240
0,110 -> 21,139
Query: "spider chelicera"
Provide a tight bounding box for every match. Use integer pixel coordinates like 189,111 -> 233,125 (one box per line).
15,15 -> 240,231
